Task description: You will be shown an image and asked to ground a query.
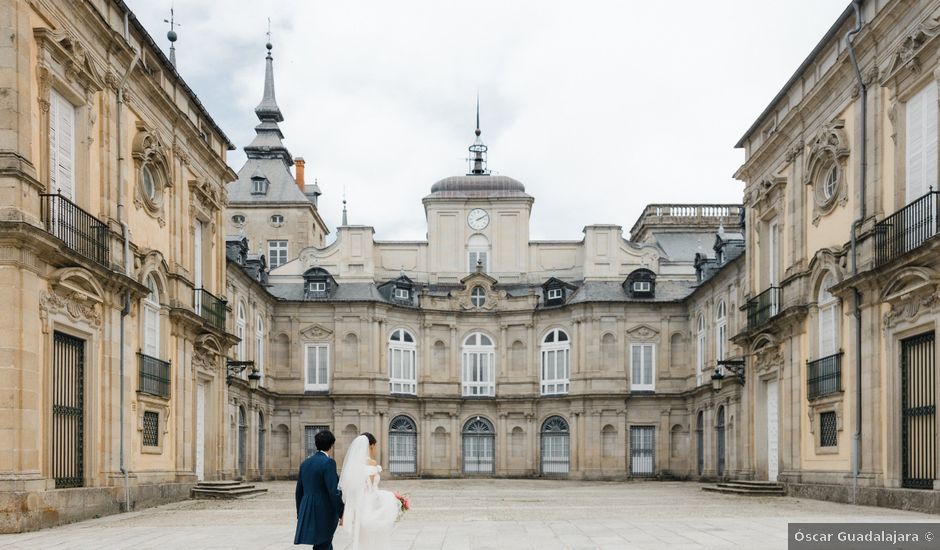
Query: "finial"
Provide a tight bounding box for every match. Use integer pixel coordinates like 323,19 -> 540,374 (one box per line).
467,95 -> 489,175
342,186 -> 348,226
164,4 -> 180,67
475,94 -> 481,137
265,18 -> 273,55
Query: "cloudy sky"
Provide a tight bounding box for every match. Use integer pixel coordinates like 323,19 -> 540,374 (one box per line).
127,0 -> 848,242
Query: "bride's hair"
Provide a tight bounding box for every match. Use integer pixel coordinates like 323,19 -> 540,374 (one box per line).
362,432 -> 376,445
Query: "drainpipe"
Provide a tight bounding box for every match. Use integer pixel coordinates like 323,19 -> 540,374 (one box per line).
117,13 -> 140,513
846,0 -> 866,504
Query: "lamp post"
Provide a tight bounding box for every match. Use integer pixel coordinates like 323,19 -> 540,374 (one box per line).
712,359 -> 746,391
226,360 -> 258,387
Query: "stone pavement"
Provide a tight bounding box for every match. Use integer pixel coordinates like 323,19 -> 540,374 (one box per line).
0,479 -> 934,549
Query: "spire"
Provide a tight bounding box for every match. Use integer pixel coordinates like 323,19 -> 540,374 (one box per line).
468,95 -> 489,175
164,5 -> 179,67
243,20 -> 292,166
341,189 -> 348,226
255,20 -> 283,123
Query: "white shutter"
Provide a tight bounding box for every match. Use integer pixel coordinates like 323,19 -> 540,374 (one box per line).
643,345 -> 653,385
925,84 -> 938,196
49,90 -> 76,200
143,303 -> 159,357
48,91 -> 58,193
194,221 -> 203,290
819,304 -> 836,357
907,84 -> 938,203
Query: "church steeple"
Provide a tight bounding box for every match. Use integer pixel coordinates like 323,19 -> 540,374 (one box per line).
243,25 -> 292,166
468,96 -> 489,175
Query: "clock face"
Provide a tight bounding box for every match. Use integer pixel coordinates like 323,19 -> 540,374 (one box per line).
468,208 -> 490,230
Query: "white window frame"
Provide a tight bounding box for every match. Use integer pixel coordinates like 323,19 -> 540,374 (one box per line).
255,314 -> 265,383
304,343 -> 330,391
470,286 -> 486,308
630,343 -> 656,391
540,329 -> 570,395
547,288 -> 563,300
268,240 -> 288,269
462,332 -> 495,397
394,287 -> 410,300
142,276 -> 160,358
633,281 -> 651,293
49,88 -> 76,200
696,314 -> 706,386
270,214 -> 285,225
906,82 -> 938,204
818,275 -> 838,358
768,217 -> 779,287
388,329 -> 417,395
236,302 -> 247,362
467,234 -> 490,273
308,281 -> 326,293
715,300 -> 727,363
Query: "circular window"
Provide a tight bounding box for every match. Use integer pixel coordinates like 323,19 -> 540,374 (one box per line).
232,214 -> 246,225
823,165 -> 838,200
470,286 -> 486,308
270,214 -> 285,226
142,165 -> 156,200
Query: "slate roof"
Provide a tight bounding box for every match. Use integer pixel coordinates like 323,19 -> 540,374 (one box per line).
267,282 -> 386,302
566,280 -> 694,304
427,175 -> 531,199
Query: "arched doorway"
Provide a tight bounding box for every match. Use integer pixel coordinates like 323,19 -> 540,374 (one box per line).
238,406 -> 247,478
389,415 -> 417,474
462,417 -> 495,474
696,410 -> 704,476
540,416 -> 570,475
257,411 -> 266,475
715,406 -> 726,478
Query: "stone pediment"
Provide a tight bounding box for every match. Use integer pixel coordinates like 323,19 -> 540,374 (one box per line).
299,323 -> 333,341
459,270 -> 498,287
626,324 -> 659,340
882,12 -> 940,81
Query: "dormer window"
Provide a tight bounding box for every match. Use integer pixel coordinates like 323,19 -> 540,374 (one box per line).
251,177 -> 269,195
547,288 -> 563,301
303,267 -> 336,299
308,281 -> 326,293
633,281 -> 651,293
394,287 -> 410,300
625,268 -> 656,298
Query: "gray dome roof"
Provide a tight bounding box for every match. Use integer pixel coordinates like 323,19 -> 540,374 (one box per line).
429,175 -> 528,198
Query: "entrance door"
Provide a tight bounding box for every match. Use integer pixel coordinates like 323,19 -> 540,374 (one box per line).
237,407 -> 247,478
389,415 -> 418,474
766,380 -> 779,481
696,411 -> 704,476
630,426 -> 655,477
53,331 -> 84,488
540,416 -> 570,475
462,417 -> 495,474
901,332 -> 936,489
195,383 -> 205,480
716,406 -> 726,478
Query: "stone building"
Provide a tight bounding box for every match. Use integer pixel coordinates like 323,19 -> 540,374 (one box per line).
733,0 -> 940,510
0,0 -> 238,533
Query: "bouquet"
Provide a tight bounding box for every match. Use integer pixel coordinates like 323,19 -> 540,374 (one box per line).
393,491 -> 410,518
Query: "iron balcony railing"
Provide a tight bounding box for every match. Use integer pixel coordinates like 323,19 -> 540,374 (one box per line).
138,352 -> 170,398
40,193 -> 109,268
746,286 -> 781,329
807,351 -> 842,400
874,190 -> 939,267
195,288 -> 226,331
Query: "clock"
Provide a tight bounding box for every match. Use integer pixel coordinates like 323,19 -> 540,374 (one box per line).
468,208 -> 490,230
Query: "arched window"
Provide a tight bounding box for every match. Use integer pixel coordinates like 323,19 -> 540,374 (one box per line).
467,234 -> 489,273
540,329 -> 570,395
142,275 -> 160,358
716,406 -> 726,477
696,314 -> 706,385
236,302 -> 247,362
389,329 -> 417,395
389,415 -> 417,474
715,300 -> 727,362
818,273 -> 838,358
462,417 -> 495,474
540,416 -> 570,475
462,332 -> 495,397
255,314 -> 265,382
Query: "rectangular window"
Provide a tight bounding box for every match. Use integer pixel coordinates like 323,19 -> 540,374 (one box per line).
143,302 -> 160,358
906,83 -> 938,203
716,322 -> 727,361
193,221 -> 203,293
268,240 -> 288,269
255,330 -> 264,382
308,281 -> 326,293
630,426 -> 656,477
696,332 -> 706,385
304,344 -> 329,391
468,251 -> 488,273
143,411 -> 160,447
630,343 -> 655,391
633,281 -> 651,293
547,288 -> 563,300
304,425 -> 330,457
49,89 -> 76,200
768,218 -> 779,287
394,288 -> 410,300
462,351 -> 495,396
389,347 -> 417,395
819,303 -> 837,357
540,346 -> 570,395
819,411 -> 837,448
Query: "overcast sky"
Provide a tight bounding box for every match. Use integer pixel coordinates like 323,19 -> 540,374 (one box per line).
127,0 -> 848,242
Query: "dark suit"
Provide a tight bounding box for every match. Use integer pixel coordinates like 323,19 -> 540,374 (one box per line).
294,451 -> 345,548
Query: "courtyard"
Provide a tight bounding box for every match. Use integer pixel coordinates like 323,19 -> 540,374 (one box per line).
0,479 -> 934,549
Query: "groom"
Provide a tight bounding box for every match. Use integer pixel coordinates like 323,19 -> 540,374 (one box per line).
294,430 -> 345,549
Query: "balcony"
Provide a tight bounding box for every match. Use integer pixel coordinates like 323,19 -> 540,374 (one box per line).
40,193 -> 110,268
746,286 -> 781,329
807,352 -> 842,399
874,190 -> 939,267
195,288 -> 226,331
138,353 -> 170,398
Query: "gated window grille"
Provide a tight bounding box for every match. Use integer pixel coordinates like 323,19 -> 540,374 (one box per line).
746,286 -> 782,329
715,406 -> 726,477
40,193 -> 110,268
138,352 -> 170,398
807,352 -> 842,400
901,332 -> 936,489
258,412 -> 265,473
53,331 -> 85,488
237,407 -> 247,477
874,190 -> 939,267
630,426 -> 656,477
819,411 -> 837,448
142,411 -> 160,447
389,415 -> 418,474
540,416 -> 570,475
304,425 -> 330,458
696,411 -> 704,476
194,288 -> 226,331
462,417 -> 495,474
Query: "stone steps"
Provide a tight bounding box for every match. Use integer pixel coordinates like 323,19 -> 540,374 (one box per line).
191,480 -> 268,500
702,480 -> 785,496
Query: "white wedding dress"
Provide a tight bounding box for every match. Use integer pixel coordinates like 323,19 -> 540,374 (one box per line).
339,436 -> 401,550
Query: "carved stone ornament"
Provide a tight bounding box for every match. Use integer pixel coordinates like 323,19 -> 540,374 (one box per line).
883,12 -> 940,81
753,344 -> 783,373
883,288 -> 940,329
33,28 -> 106,95
300,323 -> 334,341
39,291 -> 102,333
132,123 -> 171,225
455,271 -> 502,311
804,121 -> 851,226
188,178 -> 224,214
626,324 -> 660,341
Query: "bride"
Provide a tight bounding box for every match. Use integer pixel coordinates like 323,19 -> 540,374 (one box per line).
338,433 -> 401,550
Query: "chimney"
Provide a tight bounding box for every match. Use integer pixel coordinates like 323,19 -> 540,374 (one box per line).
294,157 -> 305,190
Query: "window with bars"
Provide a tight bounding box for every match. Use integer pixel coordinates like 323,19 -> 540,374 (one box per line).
304,425 -> 330,457
143,411 -> 160,447
819,411 -> 837,448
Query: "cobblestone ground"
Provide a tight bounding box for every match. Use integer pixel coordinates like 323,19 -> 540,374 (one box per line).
0,479 -> 934,549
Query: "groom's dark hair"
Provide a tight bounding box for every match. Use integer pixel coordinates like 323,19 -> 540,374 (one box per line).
314,429 -> 336,451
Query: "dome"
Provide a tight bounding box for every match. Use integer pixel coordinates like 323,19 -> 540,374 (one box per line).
428,175 -> 528,198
